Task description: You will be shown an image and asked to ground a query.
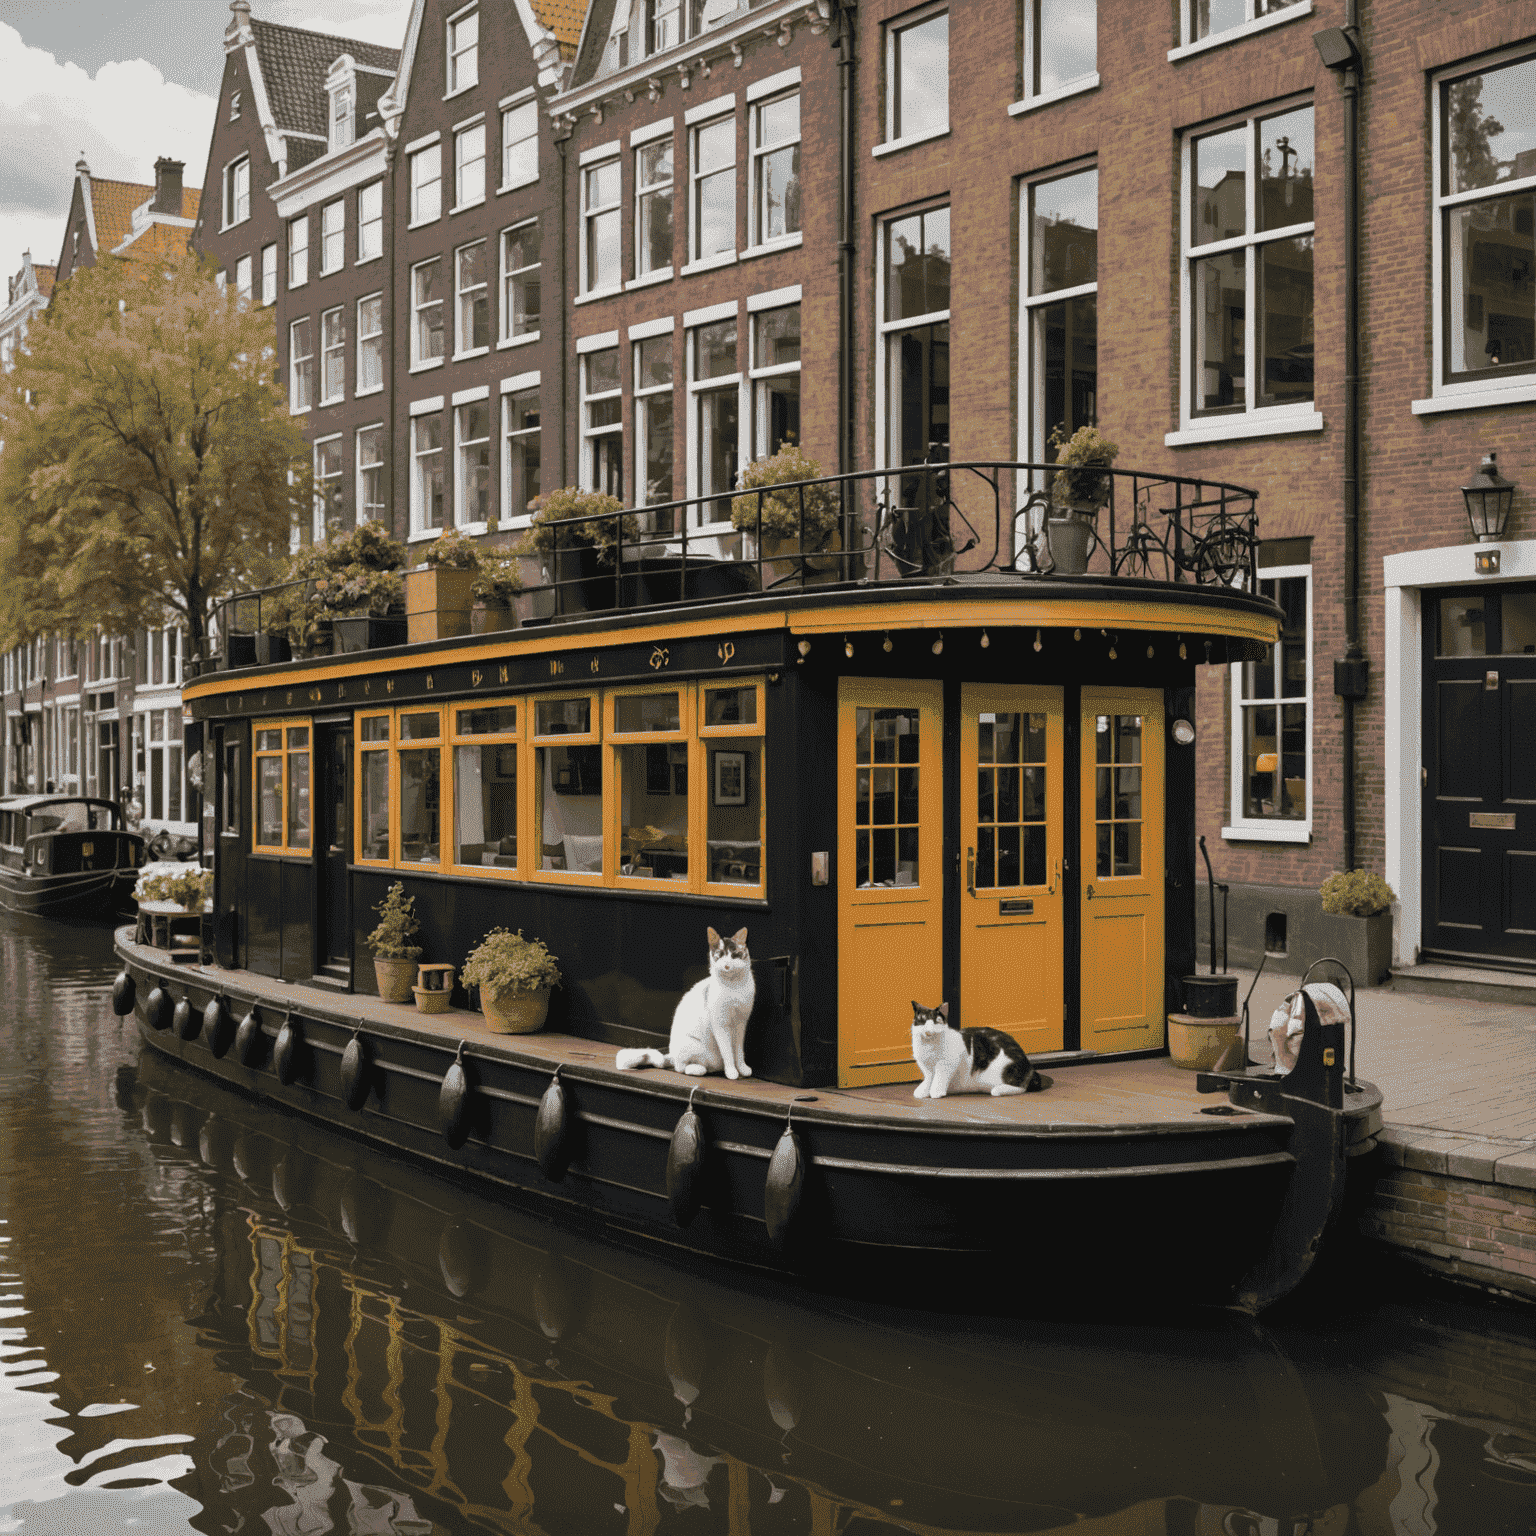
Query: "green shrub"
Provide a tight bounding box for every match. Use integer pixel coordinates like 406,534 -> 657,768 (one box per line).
367,881 -> 422,958
516,487 -> 638,565
1319,869 -> 1395,917
461,927 -> 562,1000
1049,424 -> 1120,509
729,443 -> 840,546
420,527 -> 481,569
471,553 -> 524,603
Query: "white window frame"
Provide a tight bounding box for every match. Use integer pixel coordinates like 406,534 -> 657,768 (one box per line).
633,124 -> 675,280
313,433 -> 345,540
410,408 -> 446,536
875,204 -> 950,474
357,292 -> 384,395
331,80 -> 355,150
454,119 -> 487,211
882,5 -> 949,152
500,98 -> 538,191
289,316 -> 314,413
581,152 -> 622,296
500,218 -> 540,345
688,108 -> 737,267
234,253 -> 253,304
455,239 -> 491,358
1016,0 -> 1099,113
411,256 -> 445,371
748,298 -> 800,459
455,395 -> 493,532
357,180 -> 383,262
501,374 -> 541,529
1415,43 -> 1536,417
447,3 -> 479,95
320,199 -> 344,275
632,319 -> 675,519
223,156 -> 250,228
356,423 -> 385,525
410,142 -> 442,226
580,335 -> 624,499
685,304 -> 743,531
288,214 -> 309,288
230,90 -> 241,122
1224,561 -> 1312,843
1172,0 -> 1312,60
749,89 -> 801,249
261,243 -> 277,306
319,305 -> 345,405
1172,98 -> 1323,446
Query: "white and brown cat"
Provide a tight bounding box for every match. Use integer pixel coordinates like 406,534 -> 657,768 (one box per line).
910,1001 -> 1044,1099
616,928 -> 755,1079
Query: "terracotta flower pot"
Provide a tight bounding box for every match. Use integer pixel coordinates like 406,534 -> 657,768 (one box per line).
482,987 -> 551,1034
373,956 -> 417,1003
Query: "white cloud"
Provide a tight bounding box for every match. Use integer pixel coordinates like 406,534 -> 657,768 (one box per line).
0,23 -> 216,277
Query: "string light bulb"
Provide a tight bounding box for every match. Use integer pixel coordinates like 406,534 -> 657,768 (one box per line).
931,633 -> 944,655
845,636 -> 854,659
1179,636 -> 1188,661
797,639 -> 811,658
1147,645 -> 1155,659
1074,628 -> 1081,641
1033,630 -> 1043,653
1108,634 -> 1118,661
882,633 -> 893,653
980,630 -> 990,649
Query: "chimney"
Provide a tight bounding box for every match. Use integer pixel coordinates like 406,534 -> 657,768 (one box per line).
153,157 -> 185,216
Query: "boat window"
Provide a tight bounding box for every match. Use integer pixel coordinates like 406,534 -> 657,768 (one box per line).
450,703 -> 518,872
700,679 -> 765,892
855,706 -> 921,888
253,717 -> 312,855
534,694 -> 602,878
704,685 -> 757,727
613,691 -> 680,733
536,697 -> 592,736
357,712 -> 393,862
399,711 -> 440,741
398,708 -> 444,867
1094,714 -> 1143,878
612,688 -> 688,886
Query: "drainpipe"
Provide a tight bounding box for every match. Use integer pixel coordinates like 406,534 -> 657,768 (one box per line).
834,1 -> 856,477
554,121 -> 572,488
1314,12 -> 1366,872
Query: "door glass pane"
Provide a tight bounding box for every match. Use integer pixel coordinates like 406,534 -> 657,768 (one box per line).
855,706 -> 920,886
1438,597 -> 1488,657
1094,713 -> 1142,878
258,758 -> 282,844
361,751 -> 390,859
1500,593 -> 1536,655
455,743 -> 515,866
286,748 -> 310,849
976,710 -> 1046,888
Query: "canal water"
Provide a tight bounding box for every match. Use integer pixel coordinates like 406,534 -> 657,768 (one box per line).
3,916 -> 1535,1535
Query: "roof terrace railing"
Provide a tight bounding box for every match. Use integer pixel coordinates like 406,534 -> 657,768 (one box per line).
196,461 -> 1258,673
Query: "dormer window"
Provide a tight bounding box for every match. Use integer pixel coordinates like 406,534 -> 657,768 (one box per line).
447,5 -> 479,93
331,81 -> 355,150
230,90 -> 241,122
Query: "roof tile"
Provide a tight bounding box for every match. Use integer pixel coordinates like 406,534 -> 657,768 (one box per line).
35,266 -> 56,300
530,0 -> 589,53
250,19 -> 400,138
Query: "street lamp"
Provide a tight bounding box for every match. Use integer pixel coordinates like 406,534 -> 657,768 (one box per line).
1462,451 -> 1516,542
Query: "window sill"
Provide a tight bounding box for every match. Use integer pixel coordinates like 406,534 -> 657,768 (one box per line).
1221,822 -> 1312,844
356,383 -> 385,397
1007,74 -> 1100,116
449,198 -> 487,217
497,330 -> 541,349
355,252 -> 383,267
408,529 -> 447,543
457,520 -> 490,536
452,346 -> 491,362
680,251 -> 738,277
574,285 -> 624,306
740,232 -> 803,261
873,125 -> 949,159
443,83 -> 477,103
1165,410 -> 1323,447
497,173 -> 539,196
627,266 -> 675,290
1167,0 -> 1312,61
318,395 -> 344,409
408,216 -> 442,231
1411,381 -> 1536,415
288,281 -> 308,291
318,264 -> 343,280
289,405 -> 312,416
409,358 -> 446,374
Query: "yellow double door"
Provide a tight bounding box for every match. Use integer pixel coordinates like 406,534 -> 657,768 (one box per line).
836,679 -> 1164,1087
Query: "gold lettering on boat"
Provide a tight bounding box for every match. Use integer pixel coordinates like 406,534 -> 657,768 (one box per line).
718,641 -> 735,663
650,646 -> 670,670
591,656 -> 600,673
309,688 -> 322,703
550,659 -> 565,676
499,665 -> 509,683
425,674 -> 434,690
385,679 -> 395,693
472,669 -> 483,687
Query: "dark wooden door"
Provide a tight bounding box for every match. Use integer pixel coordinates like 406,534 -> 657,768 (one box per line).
315,720 -> 353,974
1423,586 -> 1536,966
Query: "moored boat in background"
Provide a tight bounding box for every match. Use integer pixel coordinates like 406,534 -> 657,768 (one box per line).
0,794 -> 145,916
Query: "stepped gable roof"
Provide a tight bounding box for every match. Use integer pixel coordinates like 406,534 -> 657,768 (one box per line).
530,0 -> 589,54
250,19 -> 400,138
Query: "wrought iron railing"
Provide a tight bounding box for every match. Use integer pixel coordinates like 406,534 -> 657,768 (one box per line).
194,461 -> 1258,673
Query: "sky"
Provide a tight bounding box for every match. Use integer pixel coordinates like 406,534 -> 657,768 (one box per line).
0,0 -> 411,284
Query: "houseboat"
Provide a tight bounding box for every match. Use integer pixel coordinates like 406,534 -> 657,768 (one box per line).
0,794 -> 145,915
113,464 -> 1383,1312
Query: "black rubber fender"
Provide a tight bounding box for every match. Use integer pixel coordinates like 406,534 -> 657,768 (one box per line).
534,1071 -> 570,1181
666,1102 -> 707,1227
763,1123 -> 805,1251
339,1032 -> 371,1111
173,996 -> 198,1041
439,1043 -> 472,1149
204,997 -> 235,1059
144,986 -> 172,1033
235,1009 -> 264,1067
110,970 -> 136,1017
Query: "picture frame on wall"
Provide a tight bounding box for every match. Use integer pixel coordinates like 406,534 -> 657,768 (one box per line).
645,743 -> 671,795
713,749 -> 747,806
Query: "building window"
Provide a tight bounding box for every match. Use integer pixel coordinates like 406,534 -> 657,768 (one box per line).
885,8 -> 948,145
690,115 -> 736,262
289,316 -> 314,411
1228,565 -> 1310,837
143,707 -> 186,824
410,142 -> 442,224
690,317 -> 739,524
645,0 -> 682,55
357,424 -> 385,524
253,720 -> 311,854
288,214 -> 309,287
1023,0 -> 1096,101
1182,0 -> 1304,48
261,243 -> 277,305
223,157 -> 250,228
357,293 -> 384,393
635,134 -> 674,275
234,254 -> 253,303
230,90 -> 241,121
583,157 -> 622,292
500,220 -> 540,342
412,414 -> 446,533
455,240 -> 490,354
314,435 -> 344,538
635,333 -> 675,527
455,121 -> 486,209
319,306 -> 345,404
448,5 -> 479,93
881,205 -> 950,470
1184,102 -> 1314,421
456,400 -> 492,528
1433,50 -> 1536,393
751,91 -> 800,245
583,346 -> 624,498
1020,165 -> 1097,463
501,99 -> 538,189
358,180 -> 383,261
750,303 -> 800,457
503,385 -> 541,523
412,257 -> 444,367
331,81 -> 354,150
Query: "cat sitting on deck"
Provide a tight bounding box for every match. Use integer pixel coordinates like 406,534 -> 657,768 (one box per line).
616,928 -> 755,1079
911,1001 -> 1045,1099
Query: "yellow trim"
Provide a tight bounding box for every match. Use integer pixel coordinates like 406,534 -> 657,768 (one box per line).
446,697 -> 522,879
393,705 -> 446,872
252,715 -> 313,856
354,709 -> 394,868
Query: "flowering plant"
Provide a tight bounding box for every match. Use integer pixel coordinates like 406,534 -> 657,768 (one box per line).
730,442 -> 840,546
420,527 -> 481,570
516,487 -> 639,565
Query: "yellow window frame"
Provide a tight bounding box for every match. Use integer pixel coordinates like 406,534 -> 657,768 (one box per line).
698,678 -> 766,897
447,698 -> 524,877
252,716 -> 312,856
608,681 -> 693,892
394,704 -> 446,872
529,691 -> 604,886
354,709 -> 394,867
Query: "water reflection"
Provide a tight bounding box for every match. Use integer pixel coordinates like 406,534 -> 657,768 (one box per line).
2,913 -> 1536,1535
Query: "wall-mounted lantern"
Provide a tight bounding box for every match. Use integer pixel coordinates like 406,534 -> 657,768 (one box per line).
1462,452 -> 1516,543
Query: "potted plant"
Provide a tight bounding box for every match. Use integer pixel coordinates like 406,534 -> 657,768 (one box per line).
1046,425 -> 1119,575
731,443 -> 841,585
271,523 -> 406,655
461,927 -> 563,1034
134,868 -> 212,953
470,553 -> 523,634
407,527 -> 482,642
329,565 -> 407,652
1314,870 -> 1396,986
516,488 -> 639,614
367,881 -> 422,1003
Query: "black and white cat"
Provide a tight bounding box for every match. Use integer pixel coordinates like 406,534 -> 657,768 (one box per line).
910,1001 -> 1044,1099
616,928 -> 755,1079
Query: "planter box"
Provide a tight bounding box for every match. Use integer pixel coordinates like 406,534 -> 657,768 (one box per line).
551,543 -> 619,615
406,566 -> 477,643
333,615 -> 408,653
225,630 -> 292,669
470,601 -> 516,635
617,555 -> 760,606
1312,909 -> 1393,987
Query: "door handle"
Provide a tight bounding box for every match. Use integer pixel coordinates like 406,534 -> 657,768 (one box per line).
966,846 -> 975,896
1048,856 -> 1061,894
1085,882 -> 1094,901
